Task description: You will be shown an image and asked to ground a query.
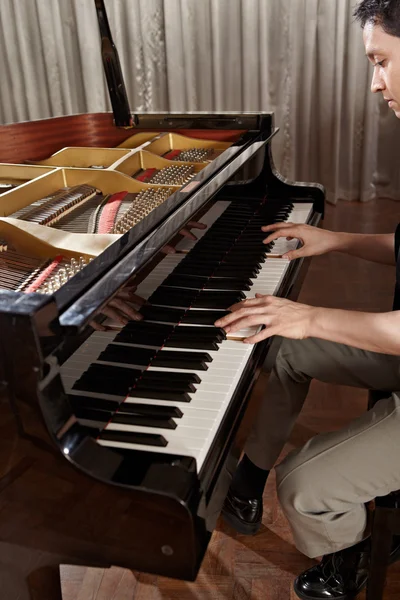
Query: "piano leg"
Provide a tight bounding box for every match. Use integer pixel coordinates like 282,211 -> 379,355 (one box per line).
0,542 -> 64,600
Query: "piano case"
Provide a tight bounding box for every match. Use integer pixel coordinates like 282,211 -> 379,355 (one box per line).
0,2 -> 325,598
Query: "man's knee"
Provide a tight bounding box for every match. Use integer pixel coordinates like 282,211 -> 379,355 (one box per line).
275,451 -> 323,519
275,337 -> 315,382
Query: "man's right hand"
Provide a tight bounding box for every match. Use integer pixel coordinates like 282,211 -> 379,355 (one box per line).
262,222 -> 340,260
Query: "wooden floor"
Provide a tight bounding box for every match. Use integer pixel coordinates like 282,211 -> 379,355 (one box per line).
61,198 -> 400,600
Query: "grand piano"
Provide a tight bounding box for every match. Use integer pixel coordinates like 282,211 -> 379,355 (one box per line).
0,2 -> 325,598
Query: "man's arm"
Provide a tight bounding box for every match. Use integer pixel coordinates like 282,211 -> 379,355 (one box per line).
215,295 -> 400,355
335,232 -> 395,265
262,223 -> 396,266
311,306 -> 400,355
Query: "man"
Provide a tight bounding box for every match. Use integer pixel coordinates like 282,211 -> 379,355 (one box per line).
216,1 -> 400,598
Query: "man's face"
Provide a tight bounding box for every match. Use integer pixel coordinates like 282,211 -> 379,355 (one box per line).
364,22 -> 400,118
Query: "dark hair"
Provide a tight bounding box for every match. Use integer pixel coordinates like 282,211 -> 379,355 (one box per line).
354,0 -> 400,37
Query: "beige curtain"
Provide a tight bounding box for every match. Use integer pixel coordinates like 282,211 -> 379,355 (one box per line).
1,0 -> 400,204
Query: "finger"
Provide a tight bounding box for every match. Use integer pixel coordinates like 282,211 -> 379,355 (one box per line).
129,294 -> 145,306
101,306 -> 130,325
282,248 -> 306,260
117,289 -> 137,301
226,295 -> 271,313
122,283 -> 138,292
109,298 -> 143,320
244,324 -> 282,344
90,320 -> 107,331
187,220 -> 207,230
263,229 -> 298,245
244,328 -> 274,344
117,290 -> 145,306
180,228 -> 197,241
161,245 -> 176,255
261,222 -> 295,232
215,306 -> 271,329
223,313 -> 270,333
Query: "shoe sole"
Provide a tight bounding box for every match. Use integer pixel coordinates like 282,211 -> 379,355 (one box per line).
221,506 -> 261,535
293,576 -> 367,600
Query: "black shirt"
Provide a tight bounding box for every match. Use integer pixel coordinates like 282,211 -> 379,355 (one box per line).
393,224 -> 400,311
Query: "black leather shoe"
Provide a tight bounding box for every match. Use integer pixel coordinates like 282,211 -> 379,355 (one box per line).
294,543 -> 370,600
221,489 -> 263,535
293,537 -> 400,600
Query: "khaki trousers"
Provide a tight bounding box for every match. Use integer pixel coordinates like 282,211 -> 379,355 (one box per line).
244,337 -> 400,557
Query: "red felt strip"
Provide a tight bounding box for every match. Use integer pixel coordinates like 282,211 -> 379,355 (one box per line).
25,255 -> 64,293
97,191 -> 129,234
164,149 -> 182,160
136,168 -> 157,183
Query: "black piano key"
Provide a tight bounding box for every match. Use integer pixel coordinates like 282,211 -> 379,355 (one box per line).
142,370 -> 201,384
112,413 -> 177,430
73,365 -> 142,395
162,274 -> 209,288
164,337 -> 220,350
99,429 -> 168,447
98,346 -> 156,366
155,349 -> 212,363
69,394 -> 120,412
75,406 -> 112,422
73,378 -> 130,396
222,254 -> 265,264
129,389 -> 192,402
176,265 -> 259,278
121,322 -> 174,335
192,291 -> 245,309
135,380 -> 197,393
69,394 -> 183,418
163,274 -> 252,291
82,364 -> 142,381
180,309 -> 229,325
186,253 -> 261,263
212,266 -> 260,278
152,352 -> 209,371
118,403 -> 183,418
115,330 -> 167,346
140,305 -> 185,323
171,325 -> 226,340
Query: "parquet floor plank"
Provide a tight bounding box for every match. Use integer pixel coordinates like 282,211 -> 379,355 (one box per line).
60,198 -> 400,599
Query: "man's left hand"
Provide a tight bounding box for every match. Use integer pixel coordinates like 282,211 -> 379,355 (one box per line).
214,294 -> 318,344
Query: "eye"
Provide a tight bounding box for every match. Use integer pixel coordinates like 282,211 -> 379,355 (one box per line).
375,59 -> 386,67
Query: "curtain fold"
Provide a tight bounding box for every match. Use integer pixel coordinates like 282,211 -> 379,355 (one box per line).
1,0 -> 399,204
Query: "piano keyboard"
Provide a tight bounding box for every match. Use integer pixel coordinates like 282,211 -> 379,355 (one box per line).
61,199 -> 313,472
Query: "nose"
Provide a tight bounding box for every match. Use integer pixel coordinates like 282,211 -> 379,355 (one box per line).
371,67 -> 385,93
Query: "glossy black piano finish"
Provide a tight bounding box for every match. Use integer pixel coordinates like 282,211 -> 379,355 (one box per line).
0,119 -> 324,597
0,2 -> 325,596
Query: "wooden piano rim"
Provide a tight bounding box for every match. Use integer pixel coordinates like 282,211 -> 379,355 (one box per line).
0,112 -> 244,164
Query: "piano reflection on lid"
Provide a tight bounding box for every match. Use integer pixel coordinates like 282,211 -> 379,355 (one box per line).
0,1 -> 325,598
